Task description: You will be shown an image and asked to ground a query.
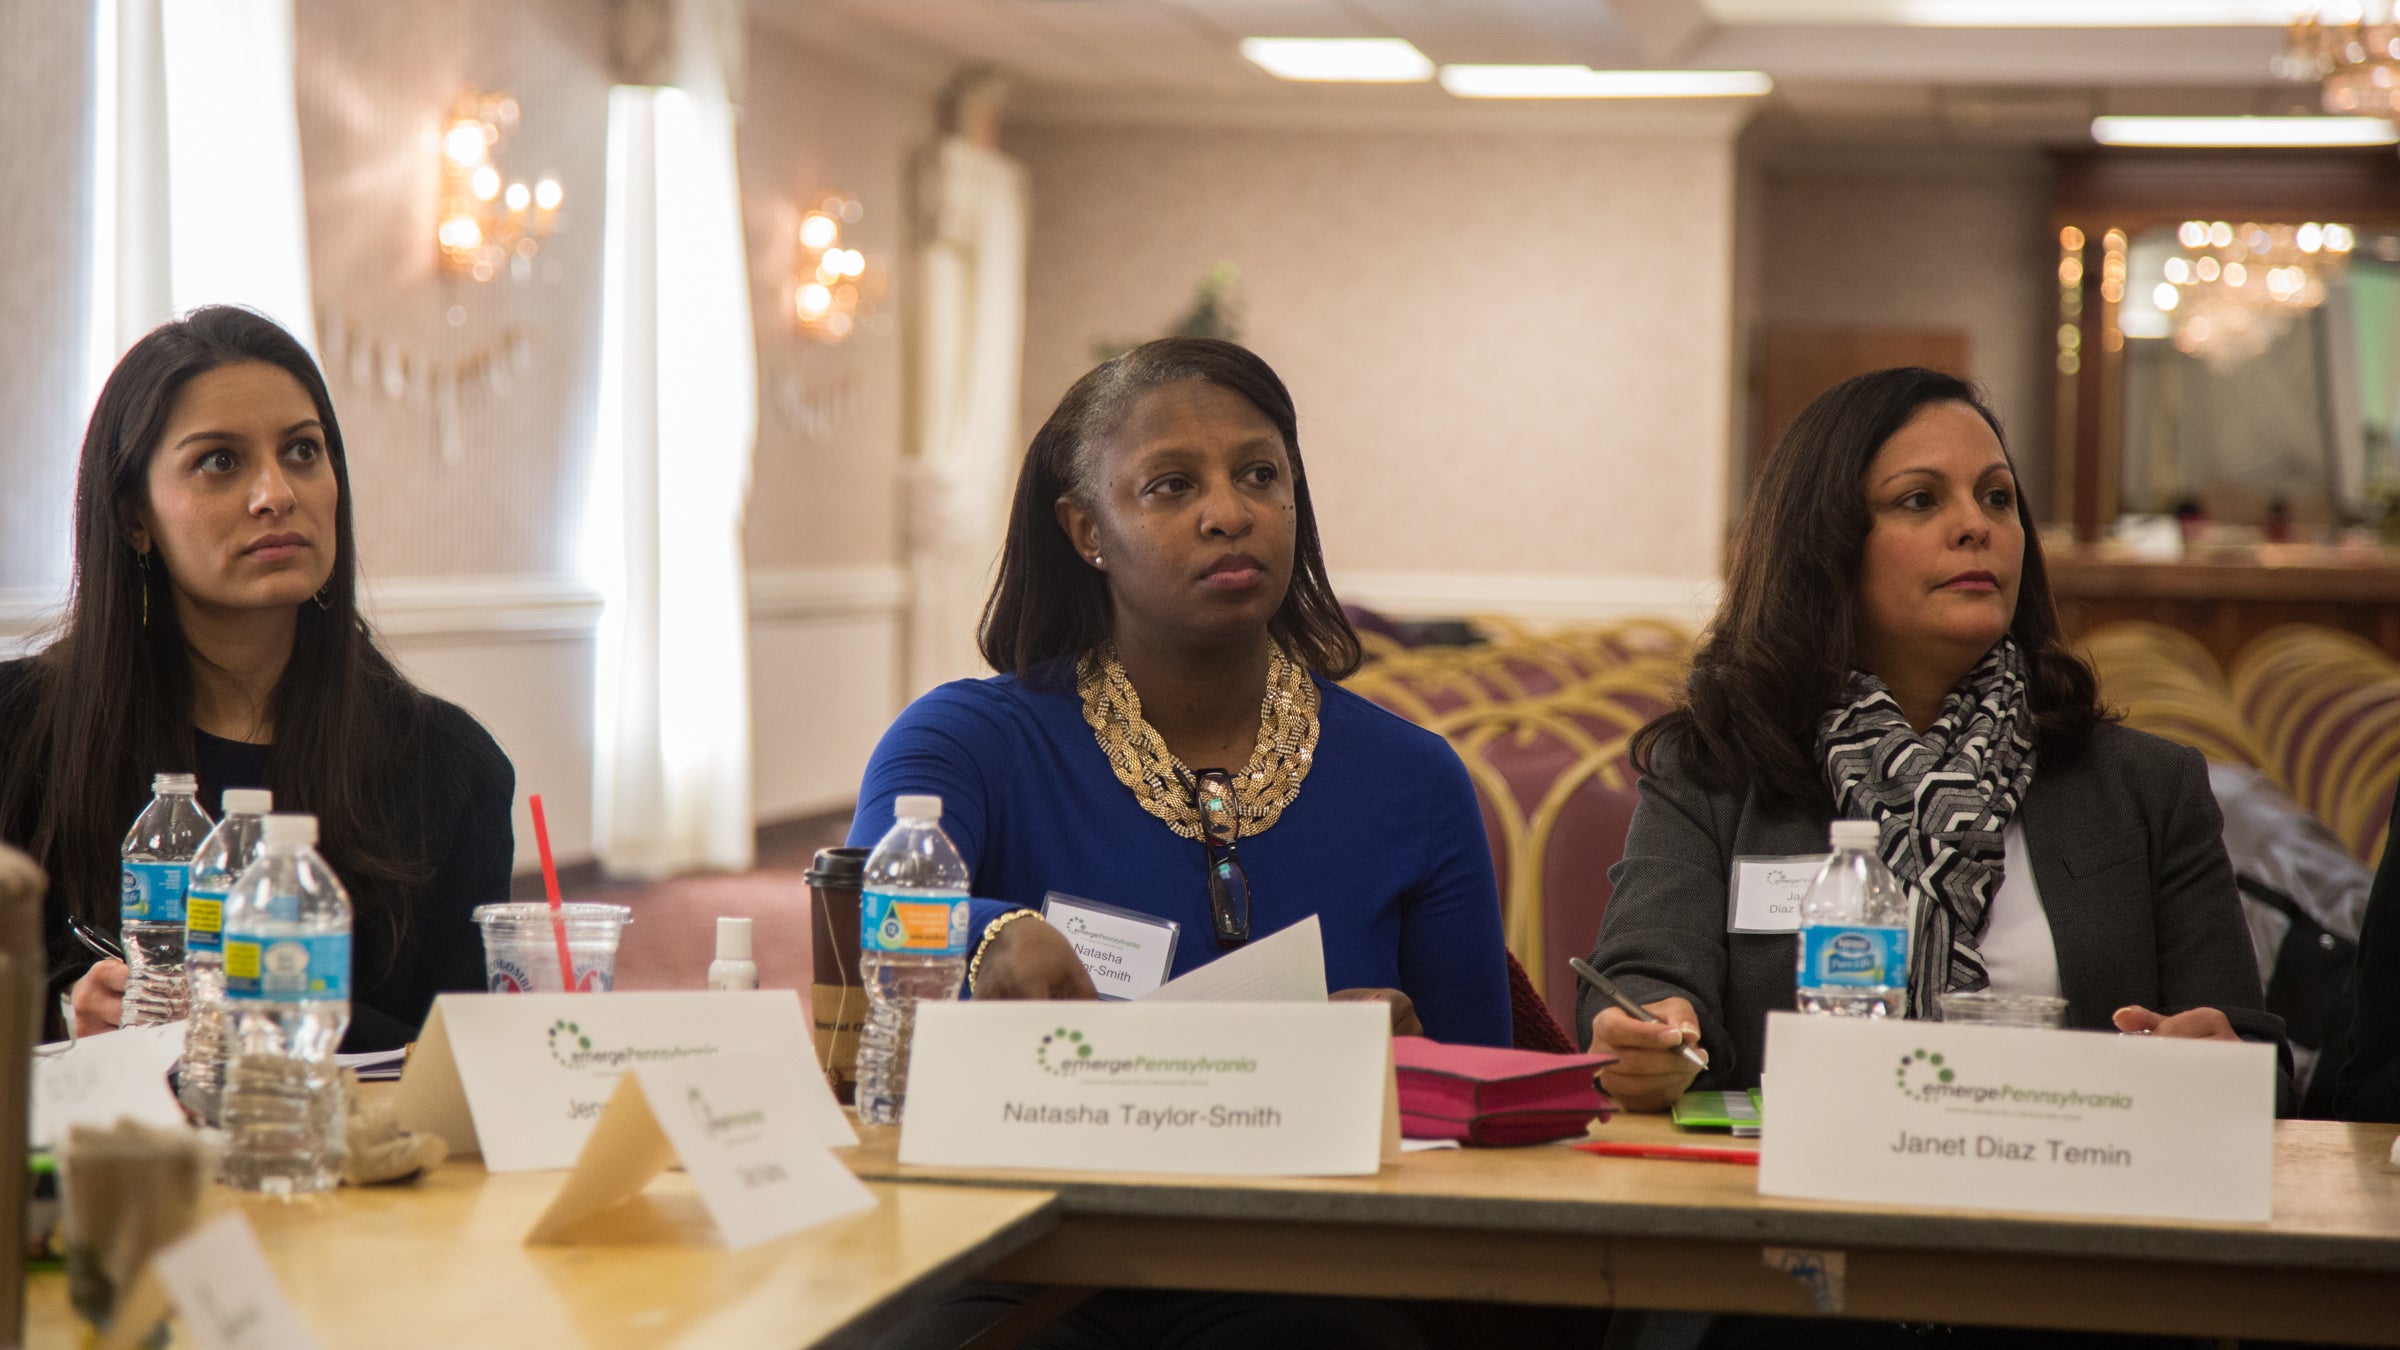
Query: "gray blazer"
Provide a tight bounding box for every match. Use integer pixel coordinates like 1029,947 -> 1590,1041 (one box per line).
1579,722 -> 2282,1088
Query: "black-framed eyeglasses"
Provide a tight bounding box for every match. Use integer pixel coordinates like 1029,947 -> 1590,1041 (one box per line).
1191,768 -> 1251,947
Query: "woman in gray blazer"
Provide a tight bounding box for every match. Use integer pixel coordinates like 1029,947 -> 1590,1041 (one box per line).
1582,367 -> 2278,1112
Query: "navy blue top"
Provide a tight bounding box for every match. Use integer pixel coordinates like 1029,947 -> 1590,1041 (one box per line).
848,665 -> 1512,1046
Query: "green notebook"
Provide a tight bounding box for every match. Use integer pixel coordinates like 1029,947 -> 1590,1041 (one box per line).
1671,1089 -> 1765,1137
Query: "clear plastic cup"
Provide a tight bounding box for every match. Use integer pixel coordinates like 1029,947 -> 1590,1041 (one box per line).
1938,990 -> 2067,1028
471,903 -> 632,993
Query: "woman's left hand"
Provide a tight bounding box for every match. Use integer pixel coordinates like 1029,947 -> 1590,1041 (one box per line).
2112,1004 -> 2240,1041
1332,987 -> 1423,1037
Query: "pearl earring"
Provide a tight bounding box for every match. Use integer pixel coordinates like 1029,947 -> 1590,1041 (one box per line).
1091,554 -> 1104,568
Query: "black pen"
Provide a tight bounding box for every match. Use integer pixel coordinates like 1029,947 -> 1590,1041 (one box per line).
1569,956 -> 1709,1070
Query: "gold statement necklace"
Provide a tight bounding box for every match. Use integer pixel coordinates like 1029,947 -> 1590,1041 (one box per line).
1077,642 -> 1320,841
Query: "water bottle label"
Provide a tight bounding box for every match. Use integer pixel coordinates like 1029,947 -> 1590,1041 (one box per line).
185,886 -> 227,953
1799,925 -> 1909,990
861,890 -> 971,956
223,931 -> 351,1002
120,861 -> 189,924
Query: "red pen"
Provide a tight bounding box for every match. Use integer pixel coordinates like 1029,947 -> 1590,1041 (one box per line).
1574,1140 -> 1760,1166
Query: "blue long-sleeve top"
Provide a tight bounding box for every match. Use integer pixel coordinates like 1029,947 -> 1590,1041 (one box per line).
846,663 -> 1512,1046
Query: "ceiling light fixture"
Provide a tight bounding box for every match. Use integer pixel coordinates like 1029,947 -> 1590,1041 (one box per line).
1708,1 -> 2290,24
2089,115 -> 2400,146
1439,66 -> 1773,99
1239,37 -> 1435,83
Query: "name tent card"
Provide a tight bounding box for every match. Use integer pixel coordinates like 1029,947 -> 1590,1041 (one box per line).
900,1000 -> 1397,1177
397,991 -> 847,1173
148,1211 -> 322,1350
1758,1012 -> 2275,1223
527,1049 -> 877,1250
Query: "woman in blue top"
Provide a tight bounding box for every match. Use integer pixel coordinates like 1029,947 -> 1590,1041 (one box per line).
850,337 -> 1508,1047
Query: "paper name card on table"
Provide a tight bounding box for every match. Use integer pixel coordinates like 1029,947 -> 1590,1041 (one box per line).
148,1211 -> 322,1350
396,991 -> 850,1173
901,1000 -> 1397,1177
1141,914 -> 1326,1003
32,1021 -> 188,1149
527,1049 -> 876,1250
1758,1011 -> 2276,1223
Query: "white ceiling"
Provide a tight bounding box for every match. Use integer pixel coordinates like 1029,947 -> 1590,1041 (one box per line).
758,0 -> 2322,142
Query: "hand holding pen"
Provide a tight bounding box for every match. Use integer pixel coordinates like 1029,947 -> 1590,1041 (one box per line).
1570,957 -> 1711,1113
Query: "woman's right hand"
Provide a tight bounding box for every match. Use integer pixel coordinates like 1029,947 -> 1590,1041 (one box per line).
970,917 -> 1100,1001
70,960 -> 128,1038
1591,995 -> 1706,1112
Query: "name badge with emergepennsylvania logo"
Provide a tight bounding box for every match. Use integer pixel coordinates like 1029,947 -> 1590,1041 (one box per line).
395,991 -> 847,1173
1758,1012 -> 2275,1222
900,1001 -> 1398,1177
1041,892 -> 1178,1000
1728,854 -> 1825,933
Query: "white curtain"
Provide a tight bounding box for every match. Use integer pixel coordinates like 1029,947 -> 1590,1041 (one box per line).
87,0 -> 315,383
587,2 -> 757,878
907,138 -> 1029,692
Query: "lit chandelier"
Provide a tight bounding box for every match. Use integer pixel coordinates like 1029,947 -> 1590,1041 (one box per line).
2153,219 -> 2354,367
2280,3 -> 2400,113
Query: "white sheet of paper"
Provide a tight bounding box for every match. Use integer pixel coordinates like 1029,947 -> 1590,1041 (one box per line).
32,1021 -> 188,1149
396,991 -> 851,1173
149,1211 -> 323,1350
527,1049 -> 876,1250
900,1000 -> 1397,1176
1729,856 -> 1824,933
1759,1012 -> 2276,1222
1142,914 -> 1327,1003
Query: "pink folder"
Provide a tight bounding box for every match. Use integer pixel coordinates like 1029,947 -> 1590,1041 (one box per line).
1393,1036 -> 1617,1146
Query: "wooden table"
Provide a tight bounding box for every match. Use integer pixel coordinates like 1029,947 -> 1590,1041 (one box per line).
846,1115 -> 2400,1346
29,1163 -> 1058,1349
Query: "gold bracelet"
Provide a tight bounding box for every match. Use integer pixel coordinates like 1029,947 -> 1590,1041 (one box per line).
968,908 -> 1044,994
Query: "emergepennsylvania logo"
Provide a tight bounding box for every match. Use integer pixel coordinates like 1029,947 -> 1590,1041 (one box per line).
1895,1046 -> 2134,1111
1034,1026 -> 1257,1081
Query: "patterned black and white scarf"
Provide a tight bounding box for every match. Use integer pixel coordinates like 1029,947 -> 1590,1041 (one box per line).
1814,637 -> 2038,1019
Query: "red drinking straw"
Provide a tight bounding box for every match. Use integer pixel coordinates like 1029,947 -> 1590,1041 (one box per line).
527,794 -> 578,992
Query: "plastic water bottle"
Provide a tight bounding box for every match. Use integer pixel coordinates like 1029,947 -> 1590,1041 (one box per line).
1795,819 -> 1913,1018
220,814 -> 351,1194
856,794 -> 970,1125
180,788 -> 272,1125
119,773 -> 213,1026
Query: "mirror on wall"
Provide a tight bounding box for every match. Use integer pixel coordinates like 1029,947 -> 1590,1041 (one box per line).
2113,220 -> 2400,534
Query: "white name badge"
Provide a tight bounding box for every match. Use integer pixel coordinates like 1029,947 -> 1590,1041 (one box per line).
397,991 -> 849,1173
900,1001 -> 1398,1177
1729,855 -> 1825,933
1041,892 -> 1178,1000
528,1049 -> 877,1250
1758,1012 -> 2276,1222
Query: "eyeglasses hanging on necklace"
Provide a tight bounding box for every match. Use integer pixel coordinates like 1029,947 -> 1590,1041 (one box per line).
1189,767 -> 1252,947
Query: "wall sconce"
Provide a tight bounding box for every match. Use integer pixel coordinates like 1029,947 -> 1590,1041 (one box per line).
437,89 -> 562,282
793,195 -> 878,342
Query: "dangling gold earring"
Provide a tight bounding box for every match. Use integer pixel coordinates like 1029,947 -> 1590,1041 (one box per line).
312,583 -> 333,611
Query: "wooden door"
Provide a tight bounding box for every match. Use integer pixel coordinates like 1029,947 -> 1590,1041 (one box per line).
1756,325 -> 1973,471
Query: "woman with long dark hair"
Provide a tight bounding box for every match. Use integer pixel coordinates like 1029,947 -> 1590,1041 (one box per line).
0,306 -> 513,1050
1582,367 -> 2277,1113
849,337 -> 1508,1045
